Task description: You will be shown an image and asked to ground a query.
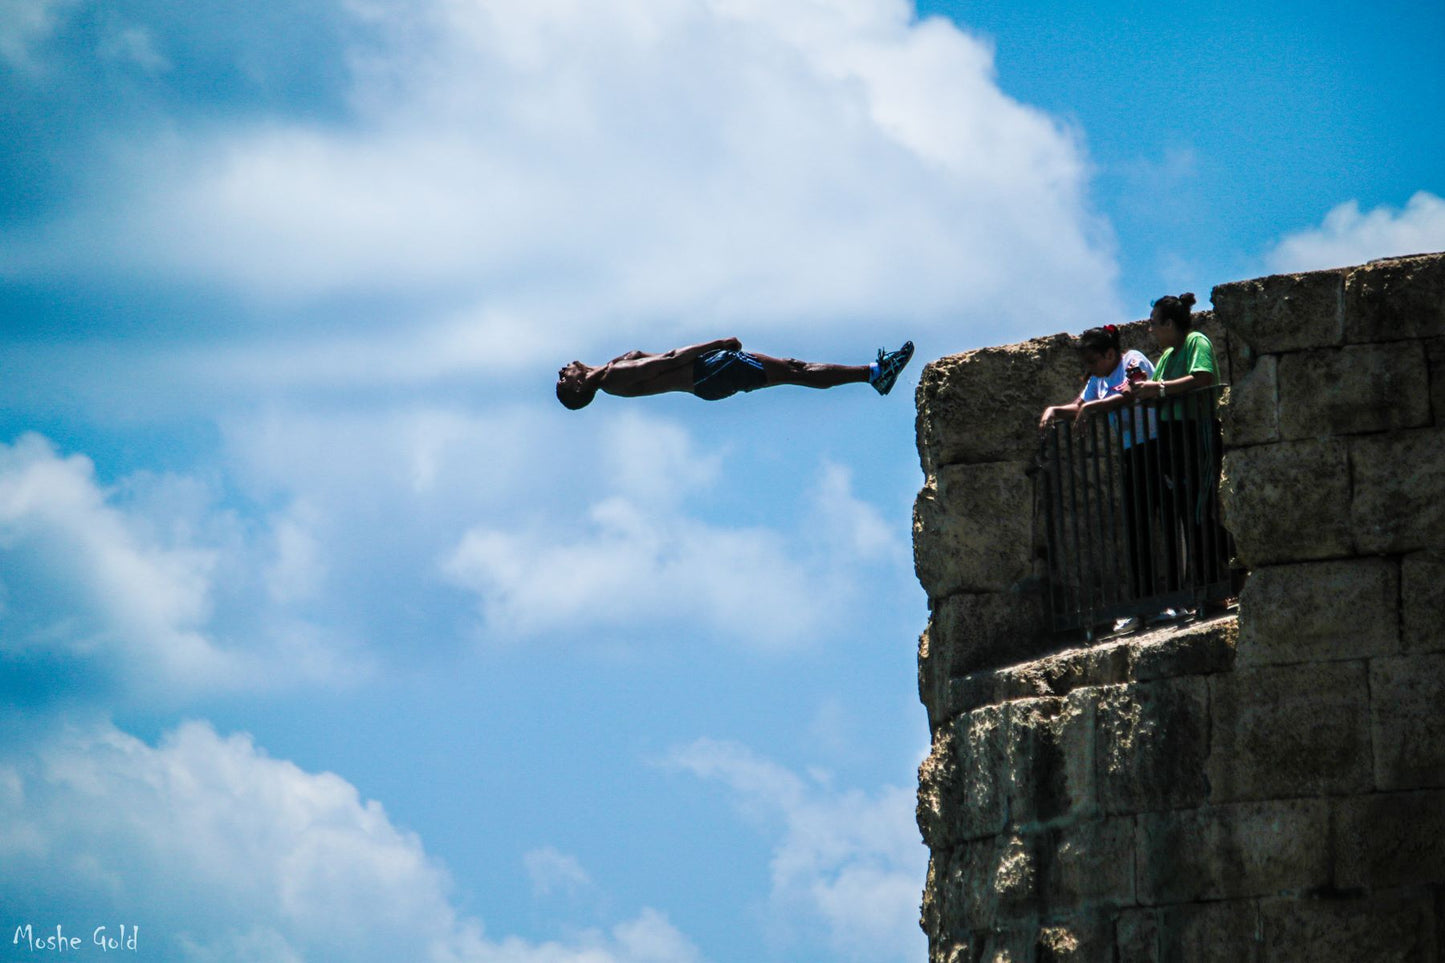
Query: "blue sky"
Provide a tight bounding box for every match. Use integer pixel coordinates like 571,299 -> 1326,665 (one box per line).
0,0 -> 1441,960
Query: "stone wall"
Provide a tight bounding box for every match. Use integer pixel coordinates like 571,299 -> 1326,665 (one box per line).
914,252 -> 1445,962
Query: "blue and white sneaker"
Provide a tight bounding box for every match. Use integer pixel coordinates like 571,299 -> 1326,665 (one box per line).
871,341 -> 914,396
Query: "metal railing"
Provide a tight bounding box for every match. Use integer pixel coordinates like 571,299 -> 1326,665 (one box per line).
1037,384 -> 1236,639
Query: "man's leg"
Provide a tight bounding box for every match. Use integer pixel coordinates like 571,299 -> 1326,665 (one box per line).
752,354 -> 871,390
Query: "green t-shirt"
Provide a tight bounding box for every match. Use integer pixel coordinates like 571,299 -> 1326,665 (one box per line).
1153,330 -> 1218,419
1154,330 -> 1217,382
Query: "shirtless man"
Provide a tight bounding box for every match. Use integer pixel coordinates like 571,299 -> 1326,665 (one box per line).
555,338 -> 914,410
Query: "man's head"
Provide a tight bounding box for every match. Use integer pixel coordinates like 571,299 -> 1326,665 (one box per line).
556,362 -> 598,410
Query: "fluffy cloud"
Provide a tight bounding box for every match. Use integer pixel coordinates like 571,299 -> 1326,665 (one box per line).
440,412 -> 904,649
1265,191 -> 1445,274
524,846 -> 594,900
0,719 -> 703,963
0,433 -> 359,701
0,0 -> 76,72
669,737 -> 924,962
2,0 -> 1117,382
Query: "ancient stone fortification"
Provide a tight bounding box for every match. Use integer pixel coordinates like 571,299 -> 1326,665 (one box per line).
914,252 -> 1445,961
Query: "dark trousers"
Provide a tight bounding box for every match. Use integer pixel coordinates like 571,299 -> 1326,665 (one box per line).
1155,418 -> 1226,592
1121,441 -> 1157,599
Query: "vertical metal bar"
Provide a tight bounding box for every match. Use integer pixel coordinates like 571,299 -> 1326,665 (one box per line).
1118,405 -> 1139,606
1079,416 -> 1100,624
1148,397 -> 1168,600
1064,419 -> 1088,634
1181,391 -> 1203,611
1041,430 -> 1065,630
1107,408 -> 1129,606
1197,388 -> 1218,596
1048,421 -> 1073,630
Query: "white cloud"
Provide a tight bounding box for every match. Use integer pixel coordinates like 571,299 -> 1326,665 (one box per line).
439,413 -> 901,650
1265,191 -> 1445,274
0,719 -> 704,963
669,738 -> 924,962
808,460 -> 906,562
2,0 -> 1117,383
443,495 -> 822,647
0,433 -> 359,699
524,846 -> 594,899
0,0 -> 77,72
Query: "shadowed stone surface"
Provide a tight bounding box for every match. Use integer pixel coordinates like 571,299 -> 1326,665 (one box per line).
1235,558 -> 1399,666
1261,896 -> 1435,963
1098,679 -> 1209,814
915,462 -> 1036,596
1277,343 -> 1431,439
1207,661 -> 1372,802
1218,355 -> 1279,447
1371,654 -> 1445,791
1220,439 -> 1352,565
1351,428 -> 1445,554
1135,800 -> 1330,904
1336,790 -> 1445,890
1402,552 -> 1445,654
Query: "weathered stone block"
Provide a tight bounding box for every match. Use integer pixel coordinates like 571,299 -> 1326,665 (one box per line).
1344,252 -> 1445,343
923,852 -> 948,943
1115,909 -> 1159,963
1006,694 -> 1097,825
977,929 -> 1033,963
1136,799 -> 1330,904
1207,661 -> 1371,802
1212,269 -> 1346,354
917,336 -> 1083,471
1097,678 -> 1209,814
1127,619 -> 1237,682
1118,902 -> 1266,963
1277,343 -> 1431,439
1220,440 -> 1352,566
1236,558 -> 1400,666
1195,311 -> 1250,388
919,705 -> 1009,845
919,724 -> 963,848
1163,902 -> 1263,963
1042,818 -> 1135,911
1351,428 -> 1445,555
1372,654 -> 1445,792
915,462 -> 1037,596
1037,917 -> 1115,963
994,642 -> 1130,703
1335,790 -> 1445,889
919,628 -> 951,725
1403,552 -> 1445,655
1429,338 -> 1445,427
926,592 -> 1051,681
956,834 -> 1040,929
939,671 -> 1004,721
1261,895 -> 1435,963
1219,354 -> 1280,447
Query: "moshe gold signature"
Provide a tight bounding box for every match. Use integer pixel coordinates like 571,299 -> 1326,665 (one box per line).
11,924 -> 139,952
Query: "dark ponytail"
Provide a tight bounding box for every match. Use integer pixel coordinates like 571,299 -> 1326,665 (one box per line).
1151,292 -> 1197,330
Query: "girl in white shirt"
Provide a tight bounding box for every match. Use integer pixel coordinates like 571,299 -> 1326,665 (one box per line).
1039,324 -> 1159,612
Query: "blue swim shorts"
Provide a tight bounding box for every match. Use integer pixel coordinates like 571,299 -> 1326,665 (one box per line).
692,349 -> 768,401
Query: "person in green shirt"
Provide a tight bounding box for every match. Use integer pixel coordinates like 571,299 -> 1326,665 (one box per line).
1120,292 -> 1228,606
1130,292 -> 1217,409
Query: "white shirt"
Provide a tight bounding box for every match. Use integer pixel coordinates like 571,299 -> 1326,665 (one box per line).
1081,349 -> 1157,448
